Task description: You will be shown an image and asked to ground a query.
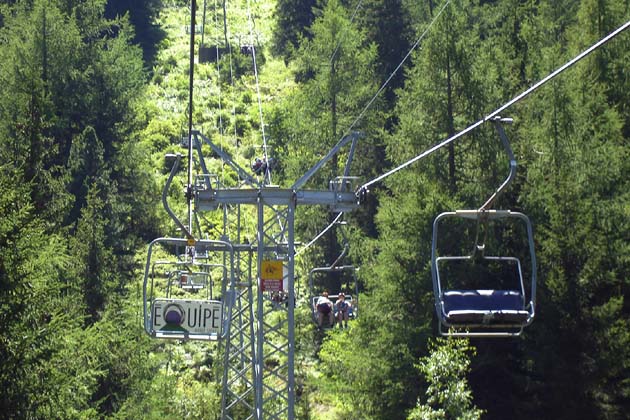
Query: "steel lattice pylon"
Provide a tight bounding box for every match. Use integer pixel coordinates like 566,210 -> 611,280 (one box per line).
253,199 -> 295,420
221,244 -> 256,419
139,130 -> 360,420
202,190 -> 355,420
210,195 -> 299,420
196,131 -> 359,420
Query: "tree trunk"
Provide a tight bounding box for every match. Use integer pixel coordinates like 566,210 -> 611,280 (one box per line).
446,52 -> 456,193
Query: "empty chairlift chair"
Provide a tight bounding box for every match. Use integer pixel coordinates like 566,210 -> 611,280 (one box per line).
431,210 -> 536,337
143,237 -> 235,341
431,117 -> 537,337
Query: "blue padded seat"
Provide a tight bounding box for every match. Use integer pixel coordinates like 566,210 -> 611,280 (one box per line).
442,290 -> 529,324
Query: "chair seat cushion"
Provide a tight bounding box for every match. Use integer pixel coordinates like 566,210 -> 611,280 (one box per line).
442,290 -> 529,324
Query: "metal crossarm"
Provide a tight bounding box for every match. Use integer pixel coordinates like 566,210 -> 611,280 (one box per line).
194,131 -> 260,187
196,188 -> 359,210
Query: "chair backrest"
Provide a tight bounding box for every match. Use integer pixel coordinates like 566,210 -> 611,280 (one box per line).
179,271 -> 208,290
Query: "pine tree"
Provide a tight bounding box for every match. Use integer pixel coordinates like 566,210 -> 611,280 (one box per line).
515,2 -> 630,417
408,338 -> 483,420
0,1 -> 76,225
104,0 -> 164,64
0,1 -> 161,416
274,0 -> 383,267
0,164 -> 103,418
271,0 -> 317,60
353,0 -> 412,103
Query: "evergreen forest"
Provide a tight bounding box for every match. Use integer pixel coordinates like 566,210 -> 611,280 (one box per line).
0,0 -> 629,419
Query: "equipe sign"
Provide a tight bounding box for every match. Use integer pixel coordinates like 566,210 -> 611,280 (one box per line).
152,298 -> 222,336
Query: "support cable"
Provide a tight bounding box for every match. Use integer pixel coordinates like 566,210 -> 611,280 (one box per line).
218,0 -> 237,240
294,0 -> 452,255
302,0 -> 451,189
329,0 -> 365,65
201,0 -> 207,45
187,0 -> 197,238
297,15 -> 630,258
357,18 -> 630,195
246,0 -> 286,241
246,0 -> 272,185
225,1 -> 238,152
345,0 -> 452,135
213,0 -> 226,182
295,212 -> 343,257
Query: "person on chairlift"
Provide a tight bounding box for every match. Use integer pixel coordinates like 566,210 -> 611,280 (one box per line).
315,290 -> 334,329
335,292 -> 351,329
251,156 -> 276,175
252,157 -> 265,174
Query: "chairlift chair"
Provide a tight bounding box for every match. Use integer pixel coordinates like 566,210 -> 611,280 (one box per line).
143,237 -> 235,341
310,294 -> 356,325
431,117 -> 537,337
309,265 -> 359,327
177,263 -> 225,295
431,210 -> 536,337
240,44 -> 254,55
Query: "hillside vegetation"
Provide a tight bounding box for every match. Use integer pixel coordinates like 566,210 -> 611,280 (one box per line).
1,0 -> 629,419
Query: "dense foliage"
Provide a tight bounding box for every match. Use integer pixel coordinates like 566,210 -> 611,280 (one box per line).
1,0 -> 629,418
0,0 -> 161,417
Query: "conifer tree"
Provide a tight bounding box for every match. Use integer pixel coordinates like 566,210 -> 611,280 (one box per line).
353,0 -> 412,102
271,0 -> 317,60
408,339 -> 483,420
274,0 -> 383,268
514,2 -> 630,417
0,164 -> 102,418
0,1 -> 160,416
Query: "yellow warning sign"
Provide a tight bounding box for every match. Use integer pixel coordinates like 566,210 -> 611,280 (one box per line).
261,260 -> 283,280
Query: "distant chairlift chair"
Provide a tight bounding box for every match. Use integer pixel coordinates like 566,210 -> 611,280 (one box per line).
309,265 -> 359,328
143,238 -> 235,341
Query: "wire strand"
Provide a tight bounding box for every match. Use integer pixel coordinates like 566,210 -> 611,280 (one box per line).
295,1 -> 452,256
312,0 -> 452,179
347,0 -> 452,133
295,212 -> 344,257
329,0 -> 365,65
246,0 -> 271,182
223,0 -> 239,155
358,18 -> 630,193
187,0 -> 197,237
213,0 -> 226,182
